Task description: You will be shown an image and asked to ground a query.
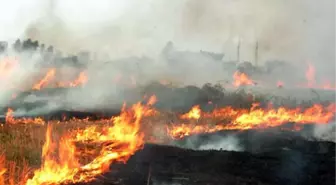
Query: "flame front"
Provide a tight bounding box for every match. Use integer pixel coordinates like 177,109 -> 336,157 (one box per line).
25,102 -> 150,185
1,96 -> 335,184
168,103 -> 336,139
5,108 -> 45,125
56,71 -> 88,88
32,69 -> 56,90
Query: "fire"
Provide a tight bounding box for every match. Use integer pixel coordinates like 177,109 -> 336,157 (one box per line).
32,69 -> 56,90
168,103 -> 336,139
180,105 -> 247,121
180,105 -> 201,119
0,155 -> 6,185
5,108 -> 14,124
33,69 -> 88,90
25,101 -> 151,185
147,95 -> 157,106
70,71 -> 88,87
5,108 -> 45,125
167,124 -> 227,139
228,103 -> 335,130
56,71 -> 88,88
233,71 -> 254,87
0,94 -> 335,184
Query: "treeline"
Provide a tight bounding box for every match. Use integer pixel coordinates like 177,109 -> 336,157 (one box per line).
0,38 -> 89,68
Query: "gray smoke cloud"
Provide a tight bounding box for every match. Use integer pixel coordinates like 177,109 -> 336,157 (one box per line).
0,0 -> 334,63
312,121 -> 336,142
176,134 -> 244,152
197,135 -> 243,151
0,0 -> 334,114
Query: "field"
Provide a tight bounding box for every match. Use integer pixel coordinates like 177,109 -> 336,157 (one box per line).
0,44 -> 335,185
0,82 -> 335,185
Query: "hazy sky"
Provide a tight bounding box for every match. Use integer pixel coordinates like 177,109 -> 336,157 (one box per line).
0,0 -> 334,68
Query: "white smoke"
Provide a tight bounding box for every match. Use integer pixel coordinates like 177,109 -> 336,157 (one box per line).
197,135 -> 243,151
0,0 -> 334,113
312,121 -> 336,142
0,0 -> 334,64
180,134 -> 244,152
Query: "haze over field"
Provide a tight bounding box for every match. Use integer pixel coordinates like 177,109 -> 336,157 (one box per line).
0,0 -> 334,66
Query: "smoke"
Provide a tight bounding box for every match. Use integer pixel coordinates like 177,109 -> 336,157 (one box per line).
0,0 -> 334,62
312,121 -> 336,142
178,134 -> 244,152
0,0 -> 334,114
198,135 -> 243,151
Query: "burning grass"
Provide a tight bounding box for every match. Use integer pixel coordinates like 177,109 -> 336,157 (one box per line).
0,98 -> 335,184
0,80 -> 335,185
0,98 -> 158,185
0,120 -> 115,184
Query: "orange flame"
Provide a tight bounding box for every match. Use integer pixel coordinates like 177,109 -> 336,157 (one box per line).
147,95 -> 157,106
32,69 -> 56,90
180,105 -> 201,119
0,95 -> 335,184
0,155 -> 6,185
180,106 -> 247,121
25,101 -> 151,185
229,103 -> 335,129
57,71 -> 88,88
70,71 -> 88,87
168,103 -> 336,139
5,108 -> 14,124
5,108 -> 45,125
233,71 -> 254,87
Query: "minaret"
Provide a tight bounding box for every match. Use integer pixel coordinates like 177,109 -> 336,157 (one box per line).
237,37 -> 241,63
255,41 -> 259,67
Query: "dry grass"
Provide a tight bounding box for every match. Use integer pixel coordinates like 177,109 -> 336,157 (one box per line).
0,119 -> 117,183
0,111 -> 180,183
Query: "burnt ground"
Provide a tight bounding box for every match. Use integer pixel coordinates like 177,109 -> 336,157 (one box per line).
72,128 -> 335,185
